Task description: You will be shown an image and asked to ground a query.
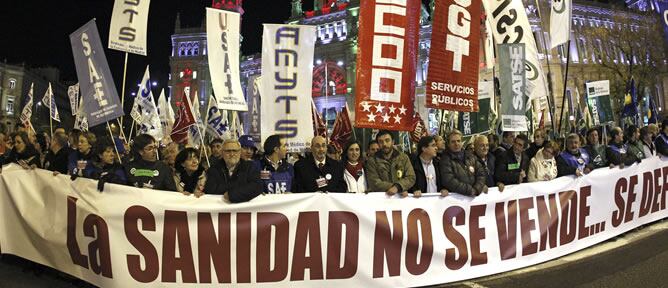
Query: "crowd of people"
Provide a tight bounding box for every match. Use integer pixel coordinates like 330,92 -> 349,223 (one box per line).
0,118 -> 666,203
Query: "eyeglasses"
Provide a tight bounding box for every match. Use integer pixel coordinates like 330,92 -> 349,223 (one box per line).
143,145 -> 157,152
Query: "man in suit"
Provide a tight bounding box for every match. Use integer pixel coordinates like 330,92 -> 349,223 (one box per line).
293,136 -> 347,192
410,136 -> 448,197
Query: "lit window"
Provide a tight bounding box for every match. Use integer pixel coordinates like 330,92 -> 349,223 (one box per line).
193,71 -> 197,79
180,71 -> 184,78
8,79 -> 16,89
6,96 -> 14,115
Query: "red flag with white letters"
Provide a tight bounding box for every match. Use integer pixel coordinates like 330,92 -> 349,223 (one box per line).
425,0 -> 481,112
354,0 -> 421,131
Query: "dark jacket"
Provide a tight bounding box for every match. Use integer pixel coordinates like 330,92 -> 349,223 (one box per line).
626,140 -> 646,162
557,148 -> 593,177
204,160 -> 263,203
255,157 -> 295,194
124,159 -> 177,191
293,155 -> 346,192
3,147 -> 41,168
495,149 -> 530,185
584,144 -> 608,169
409,155 -> 441,193
175,166 -> 206,194
67,150 -> 96,178
475,153 -> 497,187
525,142 -> 544,160
44,146 -> 72,174
655,133 -> 668,156
606,142 -> 636,166
91,162 -> 127,191
440,150 -> 486,196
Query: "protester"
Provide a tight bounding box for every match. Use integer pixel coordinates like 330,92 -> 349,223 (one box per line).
440,130 -> 486,196
91,139 -> 127,191
43,131 -> 71,174
410,136 -> 447,197
655,119 -> 668,156
495,134 -> 530,185
494,131 -> 515,159
204,139 -> 263,202
34,132 -> 48,167
473,135 -> 502,191
434,134 -> 446,155
557,133 -> 593,177
68,131 -> 96,178
125,134 -> 177,191
607,127 -> 634,167
173,147 -> 206,196
525,129 -> 546,159
625,125 -> 645,162
341,140 -> 367,193
293,136 -> 347,192
160,142 -> 179,170
3,131 -> 41,169
528,141 -> 559,182
256,134 -> 294,194
366,130 -> 415,196
239,135 -> 258,161
366,140 -> 379,160
488,134 -> 500,156
584,127 -> 610,169
640,126 -> 656,157
209,138 -> 224,163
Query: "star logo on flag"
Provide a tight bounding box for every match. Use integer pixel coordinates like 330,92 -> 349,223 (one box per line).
374,102 -> 385,114
361,101 -> 372,112
382,114 -> 390,123
367,113 -> 377,122
399,105 -> 407,115
388,105 -> 397,114
393,115 -> 402,124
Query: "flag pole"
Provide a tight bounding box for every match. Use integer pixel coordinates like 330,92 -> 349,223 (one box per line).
49,109 -> 53,139
532,0 -> 559,139
107,122 -> 123,164
557,40 -> 572,136
120,52 -> 129,132
200,95 -> 213,160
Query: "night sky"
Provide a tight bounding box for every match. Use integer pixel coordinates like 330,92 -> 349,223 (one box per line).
0,0 -> 312,95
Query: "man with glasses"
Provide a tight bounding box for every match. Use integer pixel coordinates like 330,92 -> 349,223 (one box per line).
125,134 -> 176,191
204,139 -> 263,203
293,135 -> 347,193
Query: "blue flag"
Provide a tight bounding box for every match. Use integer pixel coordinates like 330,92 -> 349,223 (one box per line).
622,78 -> 638,120
648,93 -> 659,124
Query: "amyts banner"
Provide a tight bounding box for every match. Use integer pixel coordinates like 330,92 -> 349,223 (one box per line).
355,0 -> 421,131
108,0 -> 151,55
70,19 -> 125,128
426,0 -> 481,112
261,24 -> 315,151
206,8 -> 247,111
499,44 -> 528,132
0,158 -> 666,287
458,81 -> 493,135
586,80 -> 614,125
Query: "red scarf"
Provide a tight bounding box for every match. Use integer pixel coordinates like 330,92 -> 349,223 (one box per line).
345,161 -> 364,180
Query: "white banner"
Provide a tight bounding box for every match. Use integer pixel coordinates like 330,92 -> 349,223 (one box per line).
483,0 -> 548,100
108,0 -> 151,55
1,158 -> 667,287
136,66 -> 163,140
261,24 -> 316,151
549,0 -> 572,49
157,89 -> 174,139
206,8 -> 247,111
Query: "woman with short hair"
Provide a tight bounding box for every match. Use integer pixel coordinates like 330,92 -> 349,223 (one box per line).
67,131 -> 97,178
342,140 -> 367,193
528,141 -> 559,182
91,139 -> 127,191
173,147 -> 206,197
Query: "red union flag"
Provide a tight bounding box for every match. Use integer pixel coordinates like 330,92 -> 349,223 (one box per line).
355,0 -> 421,131
426,0 -> 481,112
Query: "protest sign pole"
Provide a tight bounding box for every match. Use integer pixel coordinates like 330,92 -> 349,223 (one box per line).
119,52 -> 129,130
557,40 -> 572,136
107,122 -> 123,164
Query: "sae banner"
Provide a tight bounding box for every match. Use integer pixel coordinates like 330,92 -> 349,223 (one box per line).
426,0 -> 481,112
0,158 -> 667,287
70,20 -> 125,128
206,8 -> 247,111
260,24 -> 315,152
108,0 -> 150,55
483,0 -> 547,100
586,80 -> 614,125
354,0 -> 421,131
499,44 -> 528,132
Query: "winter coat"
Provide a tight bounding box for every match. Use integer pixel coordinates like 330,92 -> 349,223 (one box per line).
584,144 -> 609,169
67,150 -> 96,178
124,159 -> 177,191
495,149 -> 530,185
439,150 -> 486,196
343,167 -> 367,193
365,149 -> 416,192
528,148 -> 558,182
174,167 -> 206,194
557,148 -> 592,177
204,159 -> 263,203
256,157 -> 295,194
293,156 -> 347,193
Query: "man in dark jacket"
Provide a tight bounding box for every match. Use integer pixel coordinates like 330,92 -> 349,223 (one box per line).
293,136 -> 347,193
440,130 -> 487,196
557,133 -> 593,177
44,131 -> 71,174
256,134 -> 294,194
525,129 -> 546,160
473,135 -> 503,191
204,139 -> 263,203
410,136 -> 447,197
606,127 -> 635,167
495,134 -> 530,185
584,128 -> 610,169
125,134 -> 177,191
655,119 -> 668,156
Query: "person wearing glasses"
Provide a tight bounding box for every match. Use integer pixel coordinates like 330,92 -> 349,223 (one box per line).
293,135 -> 347,193
204,139 -> 263,203
124,134 -> 176,191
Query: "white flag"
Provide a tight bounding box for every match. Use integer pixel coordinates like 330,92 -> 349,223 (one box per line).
187,93 -> 206,147
74,99 -> 89,132
549,0 -> 572,49
206,8 -> 247,111
135,66 -> 163,140
130,98 -> 142,123
483,0 -> 548,100
483,17 -> 495,70
67,83 -> 79,116
231,110 -> 244,139
19,83 -> 34,125
108,0 -> 151,55
157,89 -> 174,138
41,83 -> 60,122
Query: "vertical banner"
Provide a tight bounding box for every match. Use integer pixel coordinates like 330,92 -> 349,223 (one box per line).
206,8 -> 247,111
157,89 -> 174,139
261,24 -> 316,151
659,2 -> 668,49
70,20 -> 124,128
354,0 -> 421,131
67,83 -> 80,116
244,75 -> 262,141
549,0 -> 572,49
586,80 -> 613,125
458,81 -> 493,135
499,44 -> 528,132
108,0 -> 150,55
483,0 -> 547,100
426,0 -> 481,112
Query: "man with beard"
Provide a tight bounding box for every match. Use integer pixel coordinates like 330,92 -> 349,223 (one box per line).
557,133 -> 593,177
204,139 -> 263,202
366,130 -> 415,197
